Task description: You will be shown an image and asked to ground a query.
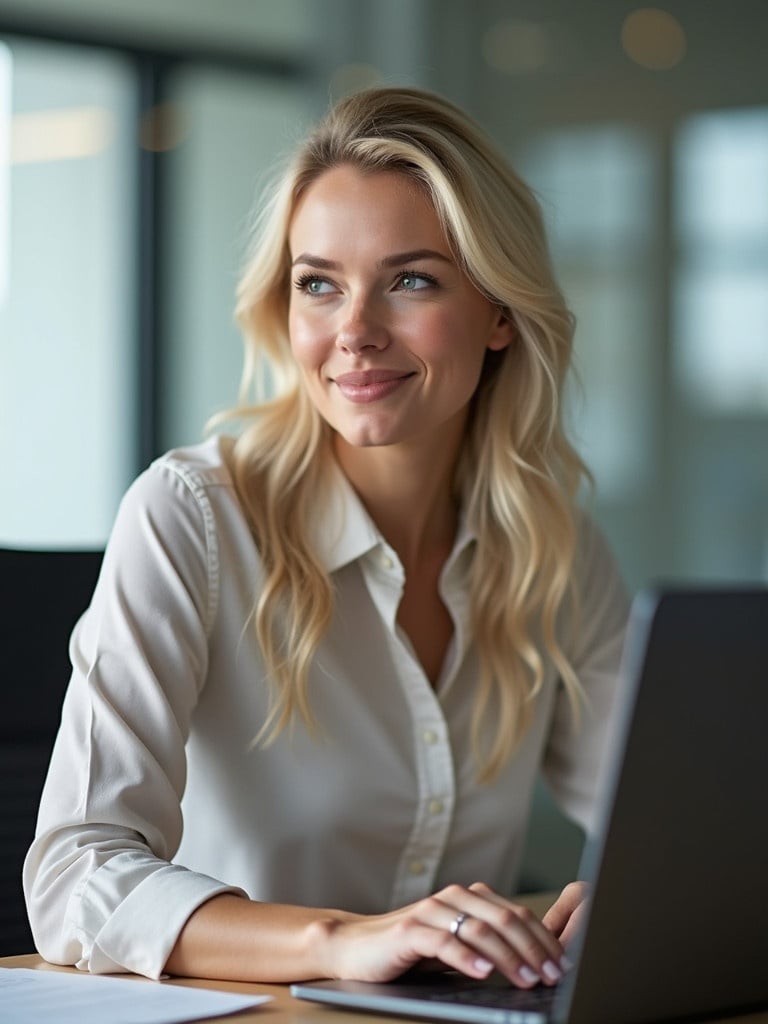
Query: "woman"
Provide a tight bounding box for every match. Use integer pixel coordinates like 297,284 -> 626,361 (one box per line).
24,87 -> 628,989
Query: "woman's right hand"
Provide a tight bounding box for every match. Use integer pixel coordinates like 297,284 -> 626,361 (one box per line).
319,882 -> 572,988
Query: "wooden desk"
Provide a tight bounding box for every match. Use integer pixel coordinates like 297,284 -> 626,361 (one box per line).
2,894 -> 766,1024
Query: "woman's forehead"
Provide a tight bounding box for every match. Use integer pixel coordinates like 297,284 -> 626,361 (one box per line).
288,165 -> 448,259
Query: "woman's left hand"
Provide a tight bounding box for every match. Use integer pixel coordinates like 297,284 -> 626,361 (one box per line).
541,881 -> 590,948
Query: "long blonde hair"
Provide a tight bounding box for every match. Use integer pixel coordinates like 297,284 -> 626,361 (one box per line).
226,87 -> 588,781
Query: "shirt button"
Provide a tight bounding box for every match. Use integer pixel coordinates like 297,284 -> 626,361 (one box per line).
409,859 -> 426,875
428,799 -> 444,815
380,552 -> 394,570
422,729 -> 438,745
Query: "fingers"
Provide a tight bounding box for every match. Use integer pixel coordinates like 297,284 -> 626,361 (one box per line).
329,884 -> 579,987
556,897 -> 588,948
541,881 -> 590,945
397,917 -> 498,981
425,884 -> 570,988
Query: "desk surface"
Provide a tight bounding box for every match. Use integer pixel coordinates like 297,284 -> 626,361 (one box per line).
2,893 -> 766,1024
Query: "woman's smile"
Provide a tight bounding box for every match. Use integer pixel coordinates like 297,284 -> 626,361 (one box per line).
332,369 -> 417,403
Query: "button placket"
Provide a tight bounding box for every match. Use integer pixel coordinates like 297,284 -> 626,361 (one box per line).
390,708 -> 456,907
360,548 -> 404,634
358,540 -> 457,909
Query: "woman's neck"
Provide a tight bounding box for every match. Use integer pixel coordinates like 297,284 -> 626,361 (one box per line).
334,429 -> 463,570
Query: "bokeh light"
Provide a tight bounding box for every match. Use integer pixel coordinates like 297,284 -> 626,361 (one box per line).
621,7 -> 687,70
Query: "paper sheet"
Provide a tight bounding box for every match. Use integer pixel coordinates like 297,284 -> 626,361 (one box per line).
0,967 -> 271,1024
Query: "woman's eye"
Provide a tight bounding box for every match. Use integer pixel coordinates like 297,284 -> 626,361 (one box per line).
295,275 -> 335,295
397,272 -> 434,292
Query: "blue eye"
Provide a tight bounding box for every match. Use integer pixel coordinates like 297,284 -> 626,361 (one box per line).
294,274 -> 334,295
397,271 -> 436,291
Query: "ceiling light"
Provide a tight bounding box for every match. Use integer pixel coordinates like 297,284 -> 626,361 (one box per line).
11,106 -> 113,164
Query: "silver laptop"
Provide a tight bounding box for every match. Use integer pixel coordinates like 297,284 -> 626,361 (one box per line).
292,588 -> 768,1024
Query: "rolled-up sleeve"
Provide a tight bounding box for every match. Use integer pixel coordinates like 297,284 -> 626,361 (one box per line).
23,461 -> 244,977
542,516 -> 631,833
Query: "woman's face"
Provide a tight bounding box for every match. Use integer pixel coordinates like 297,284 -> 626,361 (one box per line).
287,164 -> 512,451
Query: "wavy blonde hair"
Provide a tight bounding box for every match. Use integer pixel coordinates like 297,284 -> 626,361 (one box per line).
225,87 -> 589,781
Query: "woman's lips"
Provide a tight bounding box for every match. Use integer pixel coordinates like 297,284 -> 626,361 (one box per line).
333,370 -> 414,403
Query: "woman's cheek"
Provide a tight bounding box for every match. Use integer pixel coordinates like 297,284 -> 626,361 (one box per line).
289,314 -> 331,368
402,309 -> 458,358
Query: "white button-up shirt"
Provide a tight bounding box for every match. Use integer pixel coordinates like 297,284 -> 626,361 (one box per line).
24,437 -> 629,979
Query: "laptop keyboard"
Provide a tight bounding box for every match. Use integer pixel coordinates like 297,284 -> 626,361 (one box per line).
427,982 -> 558,1013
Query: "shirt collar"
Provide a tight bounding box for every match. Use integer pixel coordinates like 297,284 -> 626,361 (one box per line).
310,459 -> 478,575
311,461 -> 382,573
449,513 -> 476,563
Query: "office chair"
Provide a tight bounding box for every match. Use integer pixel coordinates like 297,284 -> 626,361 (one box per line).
0,547 -> 103,956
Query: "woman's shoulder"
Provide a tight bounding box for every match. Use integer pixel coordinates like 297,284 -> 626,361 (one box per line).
111,435 -> 242,547
99,436 -> 253,627
151,434 -> 237,490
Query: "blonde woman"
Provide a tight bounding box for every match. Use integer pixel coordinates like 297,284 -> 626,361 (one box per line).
24,88 -> 628,989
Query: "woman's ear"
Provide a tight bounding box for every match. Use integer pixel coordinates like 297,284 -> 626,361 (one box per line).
487,311 -> 517,352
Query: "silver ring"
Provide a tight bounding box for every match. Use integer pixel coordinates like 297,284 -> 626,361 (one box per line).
450,912 -> 468,938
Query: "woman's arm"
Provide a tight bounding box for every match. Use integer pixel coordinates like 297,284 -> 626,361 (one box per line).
165,884 -> 572,988
23,453 -> 241,978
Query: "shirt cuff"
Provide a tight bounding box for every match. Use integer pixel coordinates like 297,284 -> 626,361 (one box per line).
72,853 -> 246,978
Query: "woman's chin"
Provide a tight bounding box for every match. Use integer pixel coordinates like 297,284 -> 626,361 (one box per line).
333,420 -> 406,450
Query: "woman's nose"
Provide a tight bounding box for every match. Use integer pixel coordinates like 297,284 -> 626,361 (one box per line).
336,298 -> 389,353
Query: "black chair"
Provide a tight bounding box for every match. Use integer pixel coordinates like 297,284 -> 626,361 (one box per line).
0,547 -> 103,956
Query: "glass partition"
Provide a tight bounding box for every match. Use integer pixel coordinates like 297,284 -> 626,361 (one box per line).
0,36 -> 136,547
520,125 -> 658,505
674,107 -> 768,414
160,68 -> 312,450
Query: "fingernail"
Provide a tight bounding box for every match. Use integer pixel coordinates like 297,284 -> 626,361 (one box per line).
541,960 -> 562,983
560,955 -> 574,972
518,966 -> 540,985
474,957 -> 493,975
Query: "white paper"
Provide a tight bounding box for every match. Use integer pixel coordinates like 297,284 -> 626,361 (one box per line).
0,967 -> 271,1024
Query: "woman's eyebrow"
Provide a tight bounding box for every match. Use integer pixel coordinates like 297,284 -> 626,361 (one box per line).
291,249 -> 452,270
291,253 -> 340,269
378,249 -> 452,268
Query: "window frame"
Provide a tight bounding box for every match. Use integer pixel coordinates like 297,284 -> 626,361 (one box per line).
0,14 -> 310,475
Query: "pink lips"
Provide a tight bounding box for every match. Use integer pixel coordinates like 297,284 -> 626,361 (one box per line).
333,369 -> 414,403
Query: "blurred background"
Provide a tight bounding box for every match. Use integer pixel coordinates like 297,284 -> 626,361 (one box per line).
0,0 -> 766,887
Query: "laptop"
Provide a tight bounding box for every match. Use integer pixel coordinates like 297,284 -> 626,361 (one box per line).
292,588 -> 768,1024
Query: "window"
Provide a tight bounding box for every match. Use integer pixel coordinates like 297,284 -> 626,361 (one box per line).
520,126 -> 658,502
0,37 -> 136,546
0,24 -> 314,548
673,107 -> 768,414
161,68 -> 311,450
